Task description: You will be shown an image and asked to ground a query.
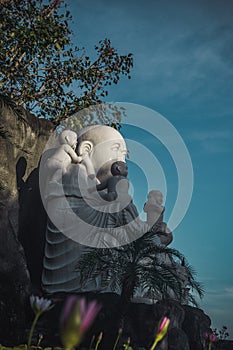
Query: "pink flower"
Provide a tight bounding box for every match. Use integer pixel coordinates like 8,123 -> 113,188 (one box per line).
204,330 -> 218,350
79,297 -> 102,333
60,295 -> 77,328
150,317 -> 170,350
157,317 -> 170,335
60,296 -> 101,350
204,332 -> 218,343
209,334 -> 218,343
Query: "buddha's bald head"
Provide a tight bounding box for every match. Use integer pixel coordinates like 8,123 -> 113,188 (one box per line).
77,125 -> 127,181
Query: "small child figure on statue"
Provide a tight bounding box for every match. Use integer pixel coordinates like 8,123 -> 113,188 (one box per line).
46,130 -> 80,183
143,190 -> 165,228
89,161 -> 130,201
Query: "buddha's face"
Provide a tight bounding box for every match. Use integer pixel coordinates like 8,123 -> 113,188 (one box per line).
89,129 -> 127,181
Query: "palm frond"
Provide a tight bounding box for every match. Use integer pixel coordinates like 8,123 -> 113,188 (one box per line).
77,231 -> 204,306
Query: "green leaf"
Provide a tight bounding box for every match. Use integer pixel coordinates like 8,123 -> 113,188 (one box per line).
0,2 -> 133,122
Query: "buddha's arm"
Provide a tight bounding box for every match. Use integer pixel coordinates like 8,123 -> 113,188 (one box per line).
96,179 -> 108,191
65,145 -> 80,163
88,179 -> 108,193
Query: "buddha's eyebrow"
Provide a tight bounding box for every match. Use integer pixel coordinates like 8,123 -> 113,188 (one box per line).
111,142 -> 121,147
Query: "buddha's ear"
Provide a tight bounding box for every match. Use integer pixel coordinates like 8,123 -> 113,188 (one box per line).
77,140 -> 93,158
64,136 -> 70,144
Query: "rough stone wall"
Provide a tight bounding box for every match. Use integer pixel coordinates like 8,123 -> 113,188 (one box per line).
0,95 -> 53,342
0,95 -> 53,196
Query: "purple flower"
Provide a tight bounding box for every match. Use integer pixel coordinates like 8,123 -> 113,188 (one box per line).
60,296 -> 101,350
204,332 -> 218,343
30,295 -> 53,315
28,296 -> 53,350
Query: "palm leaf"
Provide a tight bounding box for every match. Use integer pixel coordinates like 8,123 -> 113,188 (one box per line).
77,231 -> 204,306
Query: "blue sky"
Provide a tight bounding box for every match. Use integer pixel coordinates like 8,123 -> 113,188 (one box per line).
67,0 -> 233,337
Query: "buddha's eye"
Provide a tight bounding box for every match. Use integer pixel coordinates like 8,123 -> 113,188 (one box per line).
111,143 -> 120,151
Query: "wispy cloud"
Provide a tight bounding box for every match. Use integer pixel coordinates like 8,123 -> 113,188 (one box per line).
186,129 -> 233,154
224,287 -> 233,298
200,287 -> 233,331
74,0 -> 233,127
189,130 -> 233,142
202,286 -> 233,303
134,23 -> 233,101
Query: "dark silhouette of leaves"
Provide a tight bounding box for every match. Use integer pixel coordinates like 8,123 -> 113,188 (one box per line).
0,0 -> 133,123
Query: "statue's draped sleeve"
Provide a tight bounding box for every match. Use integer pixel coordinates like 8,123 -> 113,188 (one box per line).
42,164 -> 149,293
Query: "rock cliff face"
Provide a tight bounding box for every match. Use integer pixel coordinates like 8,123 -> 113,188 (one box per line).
0,95 -> 53,342
0,95 -> 53,195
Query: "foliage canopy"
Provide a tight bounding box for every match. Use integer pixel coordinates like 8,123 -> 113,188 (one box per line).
0,0 -> 133,123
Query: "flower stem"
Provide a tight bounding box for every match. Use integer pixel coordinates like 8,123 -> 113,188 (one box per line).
88,335 -> 95,350
27,313 -> 40,350
208,342 -> 212,350
113,332 -> 121,350
94,336 -> 102,350
37,338 -> 42,347
150,337 -> 159,350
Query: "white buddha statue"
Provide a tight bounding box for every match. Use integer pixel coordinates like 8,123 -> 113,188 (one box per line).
144,190 -> 173,246
45,130 -> 80,183
41,125 -> 149,293
143,190 -> 164,229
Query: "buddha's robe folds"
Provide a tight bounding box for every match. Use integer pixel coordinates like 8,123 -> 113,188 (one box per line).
42,164 -> 149,293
